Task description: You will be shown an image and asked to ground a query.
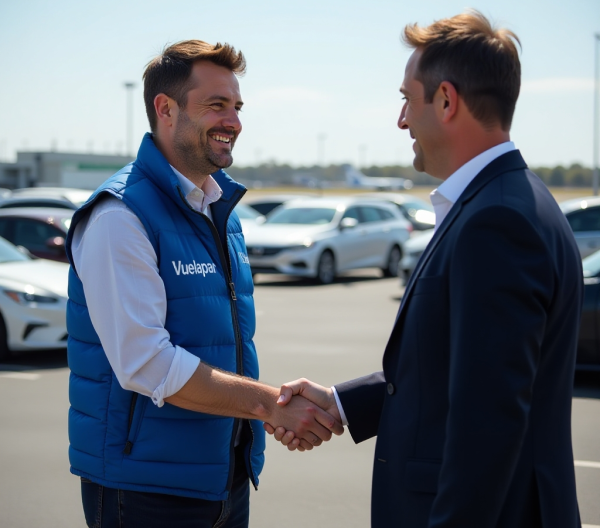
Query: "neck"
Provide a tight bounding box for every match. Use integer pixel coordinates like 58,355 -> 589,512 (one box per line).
152,133 -> 210,189
438,126 -> 510,180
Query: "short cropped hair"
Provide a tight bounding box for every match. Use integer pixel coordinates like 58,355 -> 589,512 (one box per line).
403,10 -> 521,131
143,40 -> 246,132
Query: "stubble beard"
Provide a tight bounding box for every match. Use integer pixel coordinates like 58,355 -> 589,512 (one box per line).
173,111 -> 235,177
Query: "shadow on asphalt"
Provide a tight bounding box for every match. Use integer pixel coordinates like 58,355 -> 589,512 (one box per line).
573,371 -> 600,399
0,348 -> 68,371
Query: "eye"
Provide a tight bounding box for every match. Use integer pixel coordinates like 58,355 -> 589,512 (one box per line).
211,102 -> 224,109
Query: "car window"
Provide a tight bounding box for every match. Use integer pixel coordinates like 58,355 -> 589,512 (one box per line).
0,200 -> 74,209
0,236 -> 29,263
11,219 -> 64,252
376,208 -> 395,220
359,206 -> 384,223
0,218 -> 14,240
582,250 -> 600,277
342,207 -> 361,223
248,202 -> 282,216
235,203 -> 261,219
566,207 -> 600,232
266,207 -> 336,225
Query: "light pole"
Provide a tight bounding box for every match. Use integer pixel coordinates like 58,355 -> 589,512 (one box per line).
124,82 -> 136,157
593,34 -> 600,195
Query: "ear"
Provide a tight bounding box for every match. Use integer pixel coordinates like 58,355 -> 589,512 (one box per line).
434,81 -> 459,124
154,94 -> 177,129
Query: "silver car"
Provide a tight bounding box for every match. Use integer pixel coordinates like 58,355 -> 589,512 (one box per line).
0,237 -> 69,359
244,197 -> 411,284
398,228 -> 434,286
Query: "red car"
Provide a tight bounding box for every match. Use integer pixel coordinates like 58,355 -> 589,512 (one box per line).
0,208 -> 73,262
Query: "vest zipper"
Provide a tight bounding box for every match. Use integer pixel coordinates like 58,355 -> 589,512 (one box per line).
177,186 -> 256,490
123,392 -> 139,454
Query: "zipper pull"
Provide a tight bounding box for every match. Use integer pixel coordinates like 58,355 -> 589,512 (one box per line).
123,441 -> 133,455
229,282 -> 237,301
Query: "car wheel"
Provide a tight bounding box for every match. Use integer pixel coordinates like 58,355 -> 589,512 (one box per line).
0,313 -> 11,361
382,245 -> 402,277
315,250 -> 336,284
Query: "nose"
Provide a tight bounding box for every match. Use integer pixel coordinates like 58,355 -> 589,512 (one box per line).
398,101 -> 408,130
223,108 -> 242,134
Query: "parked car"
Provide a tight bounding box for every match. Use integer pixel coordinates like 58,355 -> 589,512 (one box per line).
0,187 -> 92,211
244,197 -> 411,283
0,208 -> 73,262
398,228 -> 434,286
0,236 -> 69,359
234,203 -> 265,233
560,196 -> 600,258
354,192 -> 436,231
243,193 -> 315,216
577,249 -> 600,369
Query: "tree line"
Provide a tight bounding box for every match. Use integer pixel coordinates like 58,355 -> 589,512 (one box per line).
227,163 -> 595,188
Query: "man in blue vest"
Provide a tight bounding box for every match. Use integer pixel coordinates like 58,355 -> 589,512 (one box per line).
66,40 -> 342,528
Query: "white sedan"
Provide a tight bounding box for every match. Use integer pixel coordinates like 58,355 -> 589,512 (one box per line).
0,237 -> 69,359
244,197 -> 411,283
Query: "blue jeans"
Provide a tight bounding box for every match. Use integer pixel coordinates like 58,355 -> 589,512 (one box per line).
81,445 -> 250,528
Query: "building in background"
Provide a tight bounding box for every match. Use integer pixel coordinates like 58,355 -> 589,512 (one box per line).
0,151 -> 134,189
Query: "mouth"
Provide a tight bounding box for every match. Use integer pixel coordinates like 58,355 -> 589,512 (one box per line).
209,134 -> 232,144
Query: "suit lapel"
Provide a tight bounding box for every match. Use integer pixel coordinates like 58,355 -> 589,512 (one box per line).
392,150 -> 528,325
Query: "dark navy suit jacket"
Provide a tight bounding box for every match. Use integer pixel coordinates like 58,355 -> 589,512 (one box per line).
336,151 -> 583,528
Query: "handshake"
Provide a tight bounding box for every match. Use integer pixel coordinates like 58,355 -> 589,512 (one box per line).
263,378 -> 345,452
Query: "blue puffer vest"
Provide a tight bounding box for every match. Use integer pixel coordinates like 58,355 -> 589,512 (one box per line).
66,133 -> 265,500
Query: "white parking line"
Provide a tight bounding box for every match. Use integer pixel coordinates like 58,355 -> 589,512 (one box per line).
0,372 -> 41,381
575,460 -> 600,469
583,524 -> 600,528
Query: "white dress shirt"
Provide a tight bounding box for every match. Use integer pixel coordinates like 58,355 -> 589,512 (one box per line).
430,141 -> 516,230
332,141 -> 516,427
71,167 -> 223,408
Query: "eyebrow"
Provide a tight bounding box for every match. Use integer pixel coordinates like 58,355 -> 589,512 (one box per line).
206,95 -> 244,107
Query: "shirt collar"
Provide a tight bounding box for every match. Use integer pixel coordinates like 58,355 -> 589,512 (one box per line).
170,165 -> 223,211
434,141 -> 516,205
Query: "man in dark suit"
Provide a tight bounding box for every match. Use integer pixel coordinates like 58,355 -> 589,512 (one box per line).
265,10 -> 583,528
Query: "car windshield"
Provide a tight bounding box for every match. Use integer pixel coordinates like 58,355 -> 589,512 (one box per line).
0,236 -> 30,263
266,207 -> 336,225
582,250 -> 600,277
235,203 -> 261,219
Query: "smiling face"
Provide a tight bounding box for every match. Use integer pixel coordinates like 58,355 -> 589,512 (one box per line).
171,60 -> 243,176
398,49 -> 444,176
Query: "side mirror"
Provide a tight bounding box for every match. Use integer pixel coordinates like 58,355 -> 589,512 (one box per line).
339,217 -> 359,230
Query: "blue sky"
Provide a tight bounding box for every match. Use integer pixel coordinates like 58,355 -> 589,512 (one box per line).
0,0 -> 598,169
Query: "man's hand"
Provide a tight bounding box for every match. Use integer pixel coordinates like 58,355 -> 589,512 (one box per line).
165,363 -> 342,451
266,390 -> 343,450
264,378 -> 343,452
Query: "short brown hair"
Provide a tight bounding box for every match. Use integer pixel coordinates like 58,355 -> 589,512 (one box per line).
143,40 -> 246,132
403,10 -> 521,131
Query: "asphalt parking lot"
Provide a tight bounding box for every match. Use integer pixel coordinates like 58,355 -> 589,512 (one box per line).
1,270 -> 599,527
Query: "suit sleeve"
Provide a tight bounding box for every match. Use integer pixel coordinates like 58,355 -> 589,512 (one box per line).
335,371 -> 386,443
428,206 -> 554,528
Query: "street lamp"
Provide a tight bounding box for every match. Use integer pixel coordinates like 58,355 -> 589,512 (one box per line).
123,82 -> 136,157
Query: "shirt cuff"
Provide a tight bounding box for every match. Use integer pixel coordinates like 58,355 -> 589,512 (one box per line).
151,346 -> 200,407
331,386 -> 349,427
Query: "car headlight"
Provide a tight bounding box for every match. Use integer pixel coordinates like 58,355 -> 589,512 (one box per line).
4,289 -> 59,304
283,239 -> 314,251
